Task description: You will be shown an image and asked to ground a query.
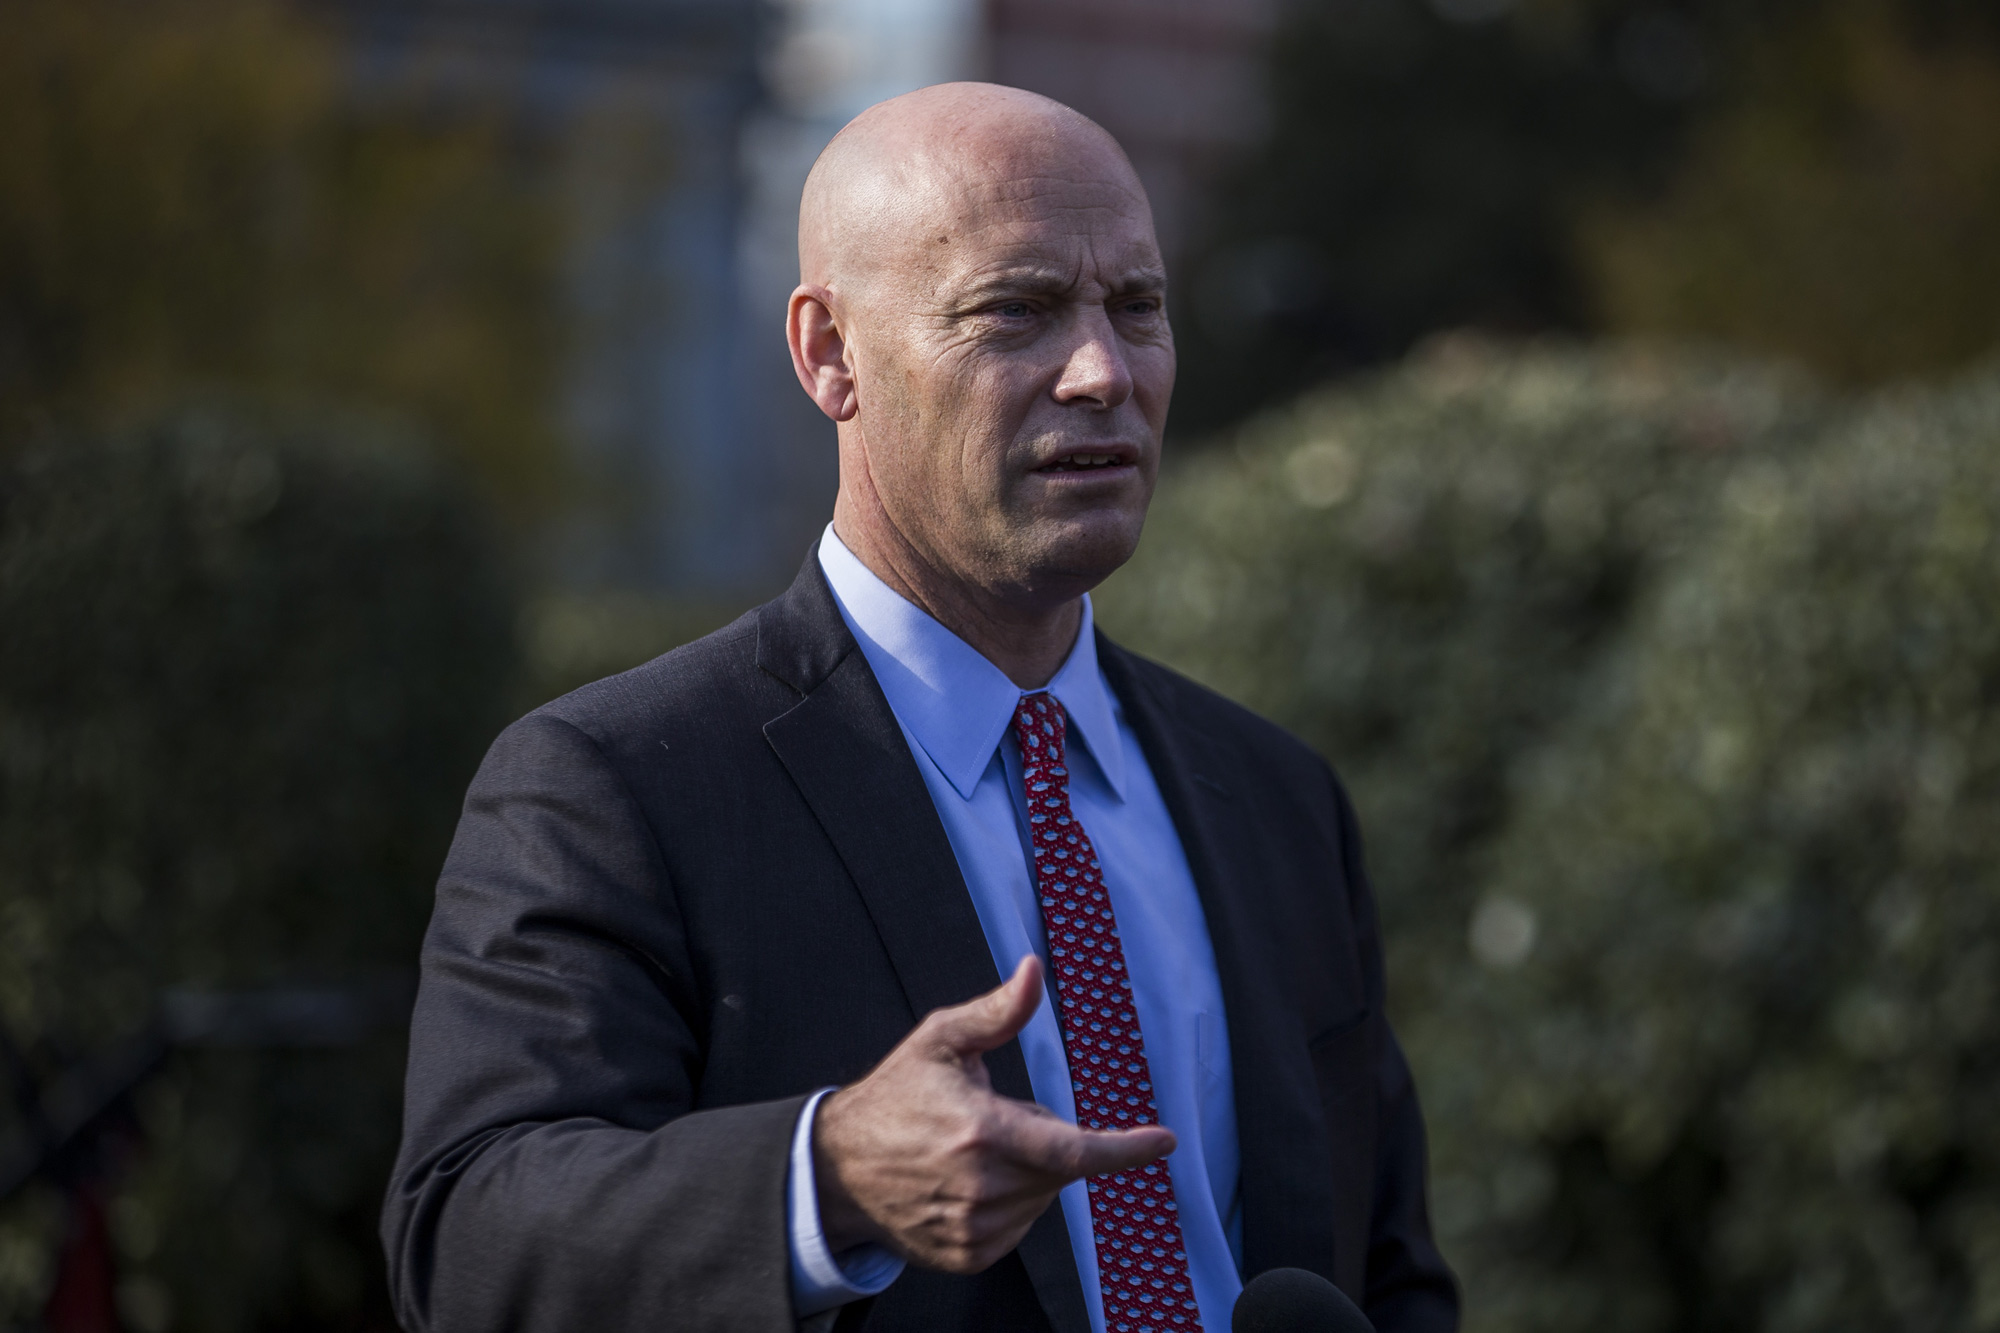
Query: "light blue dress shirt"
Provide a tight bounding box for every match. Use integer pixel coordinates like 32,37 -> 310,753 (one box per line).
786,526 -> 1243,1332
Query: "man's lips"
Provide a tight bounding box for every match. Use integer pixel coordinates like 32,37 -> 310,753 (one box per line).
1033,446 -> 1141,473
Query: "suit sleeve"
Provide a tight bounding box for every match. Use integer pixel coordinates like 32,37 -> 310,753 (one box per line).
1329,765 -> 1462,1333
380,710 -> 804,1333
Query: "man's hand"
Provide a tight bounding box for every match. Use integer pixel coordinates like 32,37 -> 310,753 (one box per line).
812,956 -> 1176,1273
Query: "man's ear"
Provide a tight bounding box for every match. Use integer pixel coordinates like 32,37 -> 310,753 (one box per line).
788,286 -> 859,422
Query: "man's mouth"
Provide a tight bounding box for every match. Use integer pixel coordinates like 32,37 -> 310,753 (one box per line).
1037,451 -> 1132,473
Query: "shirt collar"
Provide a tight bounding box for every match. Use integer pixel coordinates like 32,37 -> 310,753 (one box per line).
817,524 -> 1127,803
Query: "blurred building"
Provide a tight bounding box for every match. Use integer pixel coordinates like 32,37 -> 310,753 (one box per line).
328,0 -> 766,592
328,0 -> 1275,594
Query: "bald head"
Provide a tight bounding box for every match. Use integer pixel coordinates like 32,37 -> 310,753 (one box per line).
799,83 -> 1151,293
786,82 -> 1174,687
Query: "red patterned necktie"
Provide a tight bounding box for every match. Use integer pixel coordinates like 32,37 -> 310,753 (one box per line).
1012,692 -> 1200,1332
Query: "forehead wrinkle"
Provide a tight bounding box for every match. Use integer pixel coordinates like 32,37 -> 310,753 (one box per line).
945,179 -> 1151,241
893,207 -> 1160,315
933,208 -> 1164,310
943,200 -> 1163,287
953,258 -> 1168,303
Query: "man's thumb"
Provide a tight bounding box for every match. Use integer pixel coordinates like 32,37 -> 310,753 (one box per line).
928,955 -> 1044,1059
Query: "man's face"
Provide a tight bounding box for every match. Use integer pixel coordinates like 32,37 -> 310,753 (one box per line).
841,150 -> 1174,603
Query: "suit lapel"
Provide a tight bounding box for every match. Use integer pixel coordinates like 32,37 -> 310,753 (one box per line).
1097,635 -> 1342,1285
757,552 -> 1091,1333
762,646 -> 998,1023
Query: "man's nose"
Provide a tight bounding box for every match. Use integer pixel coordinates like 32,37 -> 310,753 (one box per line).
1051,310 -> 1135,410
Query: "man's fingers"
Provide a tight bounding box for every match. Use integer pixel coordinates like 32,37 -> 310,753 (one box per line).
1070,1124 -> 1176,1179
925,955 -> 1044,1059
997,1106 -> 1177,1183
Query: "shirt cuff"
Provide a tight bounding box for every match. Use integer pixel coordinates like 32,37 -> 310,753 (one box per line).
788,1087 -> 905,1317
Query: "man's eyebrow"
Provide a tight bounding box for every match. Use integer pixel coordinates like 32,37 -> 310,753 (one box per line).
1108,268 -> 1170,297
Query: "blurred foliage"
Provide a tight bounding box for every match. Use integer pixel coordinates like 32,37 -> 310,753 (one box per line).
0,409 -> 517,1331
1098,342 -> 2000,1330
1172,0 -> 2000,432
0,0 -> 564,523
516,591 -> 745,710
1441,373 -> 2000,1331
1581,2 -> 2000,385
1174,0 -> 1678,429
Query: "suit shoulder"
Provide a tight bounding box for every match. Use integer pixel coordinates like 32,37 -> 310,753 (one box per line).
518,610 -> 783,751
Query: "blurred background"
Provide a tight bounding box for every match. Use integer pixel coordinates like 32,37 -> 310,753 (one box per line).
1,0 -> 1997,1330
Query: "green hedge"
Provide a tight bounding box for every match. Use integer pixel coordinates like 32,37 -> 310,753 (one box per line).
1098,341 -> 2000,1331
0,409 -> 515,1331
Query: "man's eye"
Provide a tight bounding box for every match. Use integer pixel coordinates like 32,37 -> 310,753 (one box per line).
995,301 -> 1032,318
1123,300 -> 1160,316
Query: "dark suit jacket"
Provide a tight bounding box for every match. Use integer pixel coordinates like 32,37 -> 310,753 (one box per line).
381,551 -> 1458,1333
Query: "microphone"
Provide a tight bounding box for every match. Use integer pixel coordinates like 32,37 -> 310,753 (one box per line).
1231,1267 -> 1375,1333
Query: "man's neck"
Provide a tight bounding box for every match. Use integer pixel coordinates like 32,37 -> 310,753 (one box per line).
830,512 -> 1081,691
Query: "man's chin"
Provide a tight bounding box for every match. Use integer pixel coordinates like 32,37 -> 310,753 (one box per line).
997,512 -> 1147,599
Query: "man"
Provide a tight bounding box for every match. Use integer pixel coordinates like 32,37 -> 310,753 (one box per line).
382,84 -> 1457,1333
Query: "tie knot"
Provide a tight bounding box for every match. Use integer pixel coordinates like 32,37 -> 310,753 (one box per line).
1012,691 -> 1066,768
